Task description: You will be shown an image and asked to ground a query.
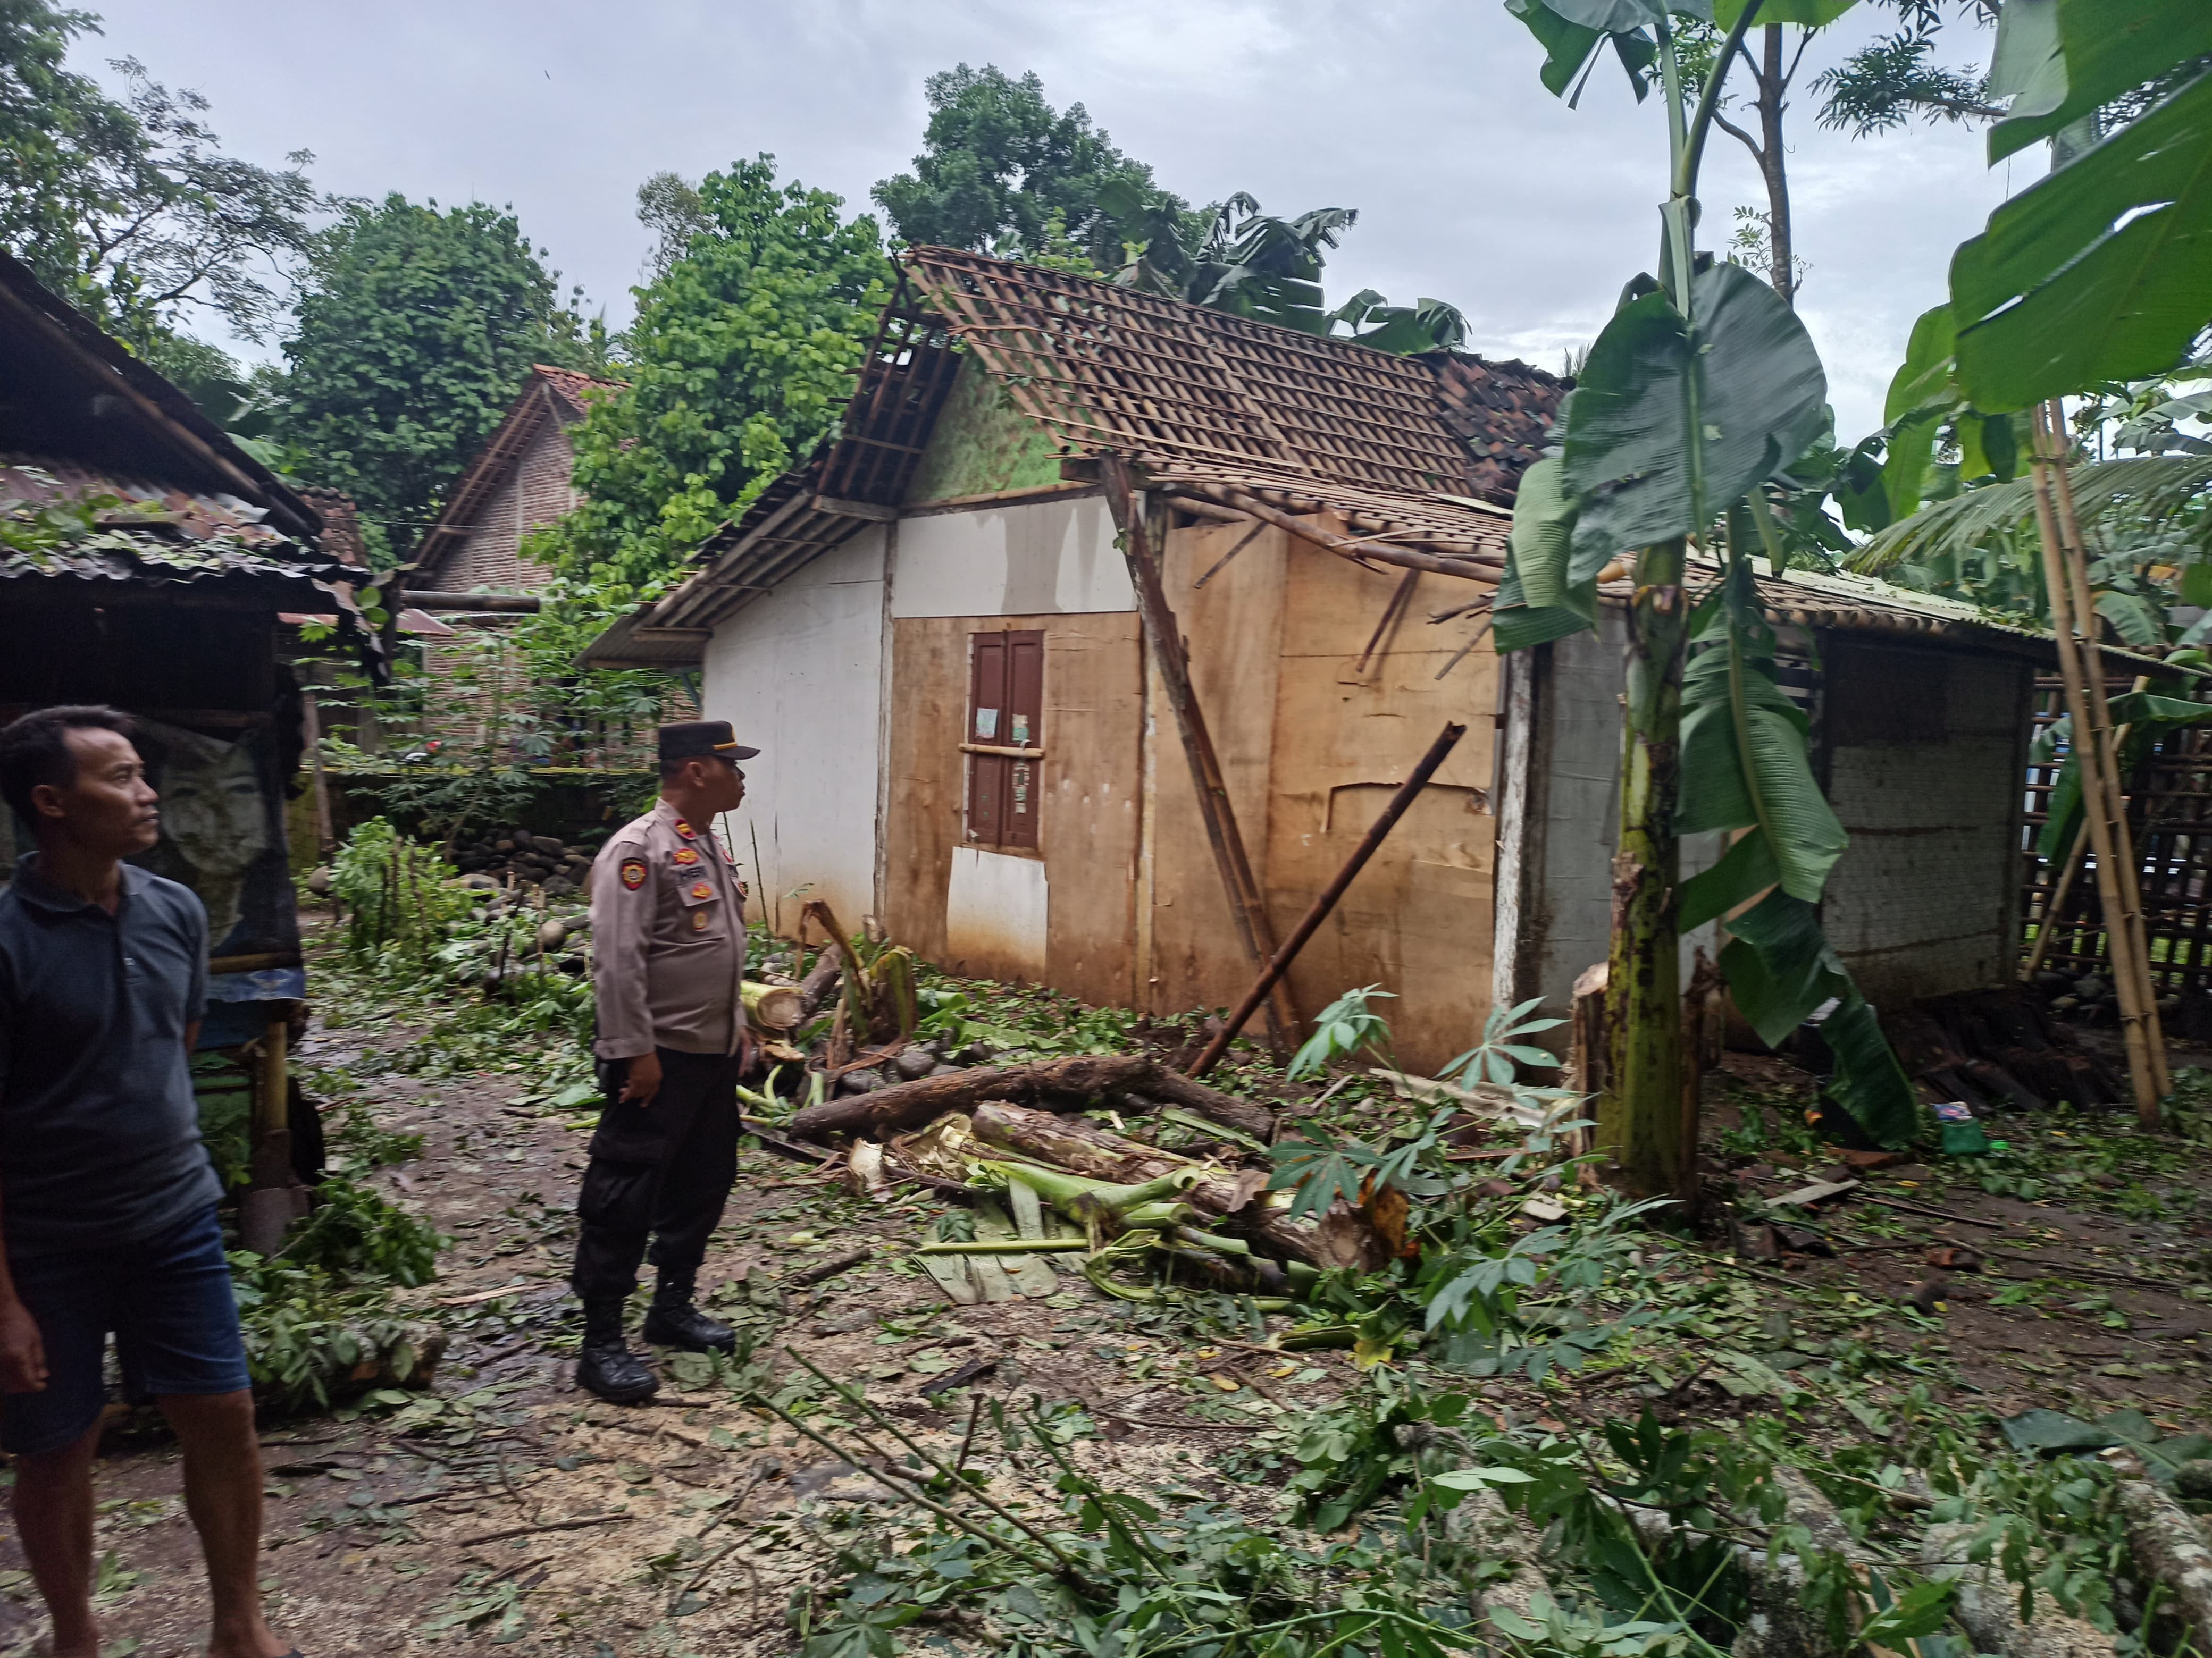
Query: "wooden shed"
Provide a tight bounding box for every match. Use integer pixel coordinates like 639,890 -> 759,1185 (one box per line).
0,251 -> 381,1238
587,250 -> 2131,1074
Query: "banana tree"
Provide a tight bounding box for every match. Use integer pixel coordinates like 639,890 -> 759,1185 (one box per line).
1496,0 -> 1921,1192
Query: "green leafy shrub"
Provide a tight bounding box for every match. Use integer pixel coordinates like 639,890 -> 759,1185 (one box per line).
1285,984 -> 1397,1080
230,1252 -> 434,1410
277,1177 -> 445,1287
330,818 -> 469,963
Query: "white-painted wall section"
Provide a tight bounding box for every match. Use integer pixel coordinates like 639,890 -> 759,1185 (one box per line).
945,847 -> 1050,980
891,495 -> 1133,618
701,526 -> 887,932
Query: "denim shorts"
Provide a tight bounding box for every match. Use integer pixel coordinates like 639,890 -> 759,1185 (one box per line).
1,1203 -> 250,1457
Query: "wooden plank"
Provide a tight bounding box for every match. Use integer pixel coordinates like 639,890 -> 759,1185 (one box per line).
1264,523 -> 1499,1075
1146,516 -> 1288,1023
1101,458 -> 1298,1049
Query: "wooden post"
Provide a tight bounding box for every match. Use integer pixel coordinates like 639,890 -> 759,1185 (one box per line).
301,686 -> 336,857
1101,457 -> 1299,1053
1188,721 -> 1466,1076
238,1014 -> 306,1256
2027,402 -> 2166,1124
256,1014 -> 289,1142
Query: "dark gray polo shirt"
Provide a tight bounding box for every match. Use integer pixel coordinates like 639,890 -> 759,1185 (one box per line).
0,854 -> 222,1256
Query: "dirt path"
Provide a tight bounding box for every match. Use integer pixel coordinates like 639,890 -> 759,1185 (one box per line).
1,963 -> 2207,1655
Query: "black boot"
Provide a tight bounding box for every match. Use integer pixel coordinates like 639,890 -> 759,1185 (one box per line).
641,1273 -> 735,1353
575,1302 -> 658,1404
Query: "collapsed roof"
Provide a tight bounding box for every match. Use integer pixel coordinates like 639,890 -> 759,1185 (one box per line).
584,247 -> 2167,678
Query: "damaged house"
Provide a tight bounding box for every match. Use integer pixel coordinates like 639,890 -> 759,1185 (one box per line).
586,249 -> 2168,1073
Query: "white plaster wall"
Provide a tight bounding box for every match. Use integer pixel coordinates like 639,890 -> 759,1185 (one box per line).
945,847 -> 1050,980
702,527 -> 887,933
891,495 -> 1133,618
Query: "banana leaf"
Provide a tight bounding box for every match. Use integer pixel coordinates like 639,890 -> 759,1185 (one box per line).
1563,262 -> 1828,574
1720,891 -> 1918,1148
1953,61 -> 2212,410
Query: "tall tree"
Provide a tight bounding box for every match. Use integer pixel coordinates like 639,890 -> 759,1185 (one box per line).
543,156 -> 890,589
275,195 -> 590,563
635,170 -> 709,283
1673,1 -> 1995,307
872,64 -> 1191,267
0,2 -> 325,346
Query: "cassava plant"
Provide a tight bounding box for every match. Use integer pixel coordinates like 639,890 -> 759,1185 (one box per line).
1495,0 -> 1919,1192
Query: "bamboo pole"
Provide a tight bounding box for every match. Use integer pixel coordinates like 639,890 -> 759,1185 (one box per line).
1188,721 -> 1467,1077
1101,457 -> 1299,1053
2026,403 -> 2165,1123
2043,423 -> 2171,1099
300,687 -> 336,857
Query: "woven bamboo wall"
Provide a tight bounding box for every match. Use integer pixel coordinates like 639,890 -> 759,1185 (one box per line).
2019,676 -> 2212,991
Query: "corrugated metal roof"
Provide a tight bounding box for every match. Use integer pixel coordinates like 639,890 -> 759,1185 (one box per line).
1,459 -> 381,657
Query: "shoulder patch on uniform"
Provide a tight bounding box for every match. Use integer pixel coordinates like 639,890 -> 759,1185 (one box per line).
673,819 -> 697,839
619,859 -> 647,890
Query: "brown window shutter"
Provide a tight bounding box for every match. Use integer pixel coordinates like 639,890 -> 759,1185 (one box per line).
1003,630 -> 1044,850
965,632 -> 1008,846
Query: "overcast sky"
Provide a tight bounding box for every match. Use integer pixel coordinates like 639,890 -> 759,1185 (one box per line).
80,0 -> 2016,443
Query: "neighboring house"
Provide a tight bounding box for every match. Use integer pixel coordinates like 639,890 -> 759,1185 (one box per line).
406,365 -> 659,767
414,364 -> 613,592
586,249 -> 2179,1073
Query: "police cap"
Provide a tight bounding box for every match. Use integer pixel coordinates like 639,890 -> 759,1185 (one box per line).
658,720 -> 759,765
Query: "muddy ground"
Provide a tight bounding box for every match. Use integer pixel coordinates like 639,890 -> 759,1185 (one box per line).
2,944 -> 2208,1657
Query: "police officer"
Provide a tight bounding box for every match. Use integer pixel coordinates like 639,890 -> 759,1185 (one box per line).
569,720 -> 758,1403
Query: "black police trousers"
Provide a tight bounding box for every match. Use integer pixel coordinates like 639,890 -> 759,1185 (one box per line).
569,1047 -> 741,1306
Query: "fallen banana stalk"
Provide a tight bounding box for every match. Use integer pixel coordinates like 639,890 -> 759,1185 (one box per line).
915,1238 -> 1092,1255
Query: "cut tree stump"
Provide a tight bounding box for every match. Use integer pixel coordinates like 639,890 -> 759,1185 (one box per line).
969,1100 -> 1318,1265
787,1054 -> 1275,1144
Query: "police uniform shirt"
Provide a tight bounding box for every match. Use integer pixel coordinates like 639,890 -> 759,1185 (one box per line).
589,800 -> 748,1059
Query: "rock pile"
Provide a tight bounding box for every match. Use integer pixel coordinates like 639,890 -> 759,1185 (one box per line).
451,828 -> 606,897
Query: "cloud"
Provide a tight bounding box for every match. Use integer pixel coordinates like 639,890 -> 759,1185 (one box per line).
82,0 -> 2012,439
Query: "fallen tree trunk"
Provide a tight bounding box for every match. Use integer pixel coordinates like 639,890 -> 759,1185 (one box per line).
2111,1458 -> 2212,1654
970,1101 -> 1318,1266
796,946 -> 842,1019
788,1054 -> 1275,1144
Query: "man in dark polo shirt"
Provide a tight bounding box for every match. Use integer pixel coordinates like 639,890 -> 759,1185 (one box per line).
0,706 -> 291,1658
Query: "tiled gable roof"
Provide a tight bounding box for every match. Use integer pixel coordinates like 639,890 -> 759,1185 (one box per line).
899,247 -> 1564,502
413,365 -> 624,586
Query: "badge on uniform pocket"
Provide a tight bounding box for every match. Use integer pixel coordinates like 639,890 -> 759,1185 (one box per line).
619,859 -> 646,890
691,908 -> 713,932
686,879 -> 714,902
672,847 -> 701,866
